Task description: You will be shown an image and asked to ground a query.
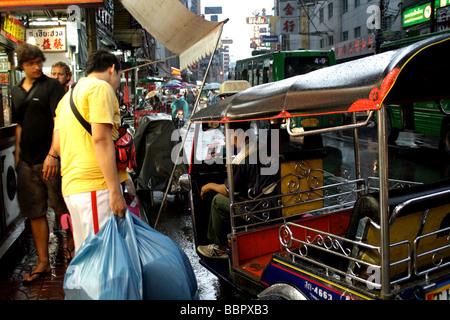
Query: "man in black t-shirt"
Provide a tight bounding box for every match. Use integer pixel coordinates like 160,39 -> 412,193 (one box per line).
11,44 -> 69,284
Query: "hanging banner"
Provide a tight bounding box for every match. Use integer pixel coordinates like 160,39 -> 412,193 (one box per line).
27,26 -> 67,52
171,67 -> 181,76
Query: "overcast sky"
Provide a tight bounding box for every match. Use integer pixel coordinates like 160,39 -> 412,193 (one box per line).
200,0 -> 275,61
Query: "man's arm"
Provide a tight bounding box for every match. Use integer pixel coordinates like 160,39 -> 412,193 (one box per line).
14,125 -> 21,168
201,182 -> 228,198
52,127 -> 60,157
91,122 -> 127,217
42,80 -> 65,180
42,117 -> 60,180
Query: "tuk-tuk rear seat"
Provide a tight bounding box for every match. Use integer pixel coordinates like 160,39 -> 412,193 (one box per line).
278,134 -> 327,217
347,179 -> 450,279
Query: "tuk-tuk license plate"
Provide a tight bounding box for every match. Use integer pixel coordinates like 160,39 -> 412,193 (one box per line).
301,118 -> 319,127
426,283 -> 450,300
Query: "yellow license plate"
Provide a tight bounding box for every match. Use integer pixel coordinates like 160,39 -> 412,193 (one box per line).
301,118 -> 319,127
426,283 -> 450,300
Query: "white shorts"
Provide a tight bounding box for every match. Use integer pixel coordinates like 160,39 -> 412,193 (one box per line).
64,189 -> 114,252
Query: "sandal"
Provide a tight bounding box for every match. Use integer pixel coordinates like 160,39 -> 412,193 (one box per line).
22,269 -> 51,286
65,247 -> 75,261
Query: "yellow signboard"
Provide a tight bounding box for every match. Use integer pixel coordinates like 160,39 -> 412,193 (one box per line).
1,13 -> 25,45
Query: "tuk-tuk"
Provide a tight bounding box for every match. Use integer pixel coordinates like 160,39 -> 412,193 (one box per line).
184,34 -> 450,300
217,80 -> 251,100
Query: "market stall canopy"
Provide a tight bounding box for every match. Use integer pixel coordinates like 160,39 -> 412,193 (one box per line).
191,34 -> 450,123
121,0 -> 224,70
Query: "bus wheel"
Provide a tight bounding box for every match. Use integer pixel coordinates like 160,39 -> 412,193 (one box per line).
440,123 -> 450,156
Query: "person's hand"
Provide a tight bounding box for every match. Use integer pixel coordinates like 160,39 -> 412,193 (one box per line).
43,154 -> 59,180
110,191 -> 127,218
200,183 -> 212,199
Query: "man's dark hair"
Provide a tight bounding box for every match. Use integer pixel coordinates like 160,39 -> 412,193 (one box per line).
16,43 -> 46,71
85,50 -> 121,75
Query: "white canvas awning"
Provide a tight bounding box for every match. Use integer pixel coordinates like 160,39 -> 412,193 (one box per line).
121,0 -> 224,70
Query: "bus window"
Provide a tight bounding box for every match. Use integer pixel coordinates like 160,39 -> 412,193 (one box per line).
235,62 -> 242,80
263,67 -> 269,83
242,69 -> 248,81
255,69 -> 260,85
256,60 -> 263,85
284,56 -> 330,78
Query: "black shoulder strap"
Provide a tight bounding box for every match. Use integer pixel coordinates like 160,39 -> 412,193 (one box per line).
69,82 -> 92,135
25,81 -> 40,105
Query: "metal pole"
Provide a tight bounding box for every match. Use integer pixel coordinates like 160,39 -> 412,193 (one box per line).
225,122 -> 235,222
153,22 -> 227,228
377,105 -> 391,298
352,113 -> 362,192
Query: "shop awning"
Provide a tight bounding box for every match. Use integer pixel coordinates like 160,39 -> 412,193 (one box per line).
121,0 -> 224,70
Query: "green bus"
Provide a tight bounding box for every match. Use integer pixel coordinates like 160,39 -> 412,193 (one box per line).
380,31 -> 450,155
385,101 -> 450,155
234,50 -> 341,129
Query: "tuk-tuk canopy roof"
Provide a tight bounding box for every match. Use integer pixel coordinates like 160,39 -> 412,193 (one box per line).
191,34 -> 450,123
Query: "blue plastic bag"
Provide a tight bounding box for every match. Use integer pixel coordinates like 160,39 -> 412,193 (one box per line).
120,213 -> 199,300
64,211 -> 199,300
63,214 -> 143,300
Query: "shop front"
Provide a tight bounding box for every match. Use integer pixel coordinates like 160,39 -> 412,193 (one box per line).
0,12 -> 22,254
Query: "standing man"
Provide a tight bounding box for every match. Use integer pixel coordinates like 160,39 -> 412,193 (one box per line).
11,44 -> 68,284
51,61 -> 72,92
54,50 -> 128,252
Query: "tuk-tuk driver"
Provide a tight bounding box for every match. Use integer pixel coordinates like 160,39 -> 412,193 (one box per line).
198,121 -> 278,259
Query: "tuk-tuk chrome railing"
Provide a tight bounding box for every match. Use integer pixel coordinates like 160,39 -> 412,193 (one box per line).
286,111 -> 375,138
230,163 -> 365,233
367,177 -> 423,193
279,222 -> 413,292
277,186 -> 450,294
414,226 -> 450,277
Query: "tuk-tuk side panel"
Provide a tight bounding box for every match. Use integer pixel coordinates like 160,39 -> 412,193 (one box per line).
260,255 -> 374,300
233,209 -> 352,280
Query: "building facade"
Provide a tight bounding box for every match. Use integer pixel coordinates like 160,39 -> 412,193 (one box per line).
307,0 -> 403,61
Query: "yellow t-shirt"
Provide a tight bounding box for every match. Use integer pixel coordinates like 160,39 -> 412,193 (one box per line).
55,76 -> 129,197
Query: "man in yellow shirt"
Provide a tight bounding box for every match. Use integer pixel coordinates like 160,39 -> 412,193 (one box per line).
54,51 -> 129,252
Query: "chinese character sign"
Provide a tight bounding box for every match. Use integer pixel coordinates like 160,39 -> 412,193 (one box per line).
282,2 -> 296,16
280,1 -> 300,34
27,26 -> 66,52
336,35 -> 375,59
